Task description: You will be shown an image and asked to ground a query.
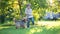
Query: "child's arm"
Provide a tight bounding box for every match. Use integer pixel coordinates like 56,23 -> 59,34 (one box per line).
25,8 -> 30,14
25,8 -> 28,15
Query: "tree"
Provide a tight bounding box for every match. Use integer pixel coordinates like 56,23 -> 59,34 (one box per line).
0,0 -> 9,23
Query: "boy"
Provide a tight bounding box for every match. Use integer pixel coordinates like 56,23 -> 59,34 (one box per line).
25,3 -> 34,28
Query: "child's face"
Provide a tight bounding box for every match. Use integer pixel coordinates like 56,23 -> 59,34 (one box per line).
27,6 -> 30,9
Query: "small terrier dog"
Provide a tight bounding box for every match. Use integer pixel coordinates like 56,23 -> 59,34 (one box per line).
13,17 -> 27,29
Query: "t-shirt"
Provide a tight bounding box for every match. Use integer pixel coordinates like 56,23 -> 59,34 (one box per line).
25,8 -> 33,18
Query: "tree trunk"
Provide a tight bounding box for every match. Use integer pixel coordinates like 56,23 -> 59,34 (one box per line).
18,0 -> 23,19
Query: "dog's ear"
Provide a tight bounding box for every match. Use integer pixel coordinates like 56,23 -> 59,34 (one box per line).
22,19 -> 27,22
23,19 -> 25,22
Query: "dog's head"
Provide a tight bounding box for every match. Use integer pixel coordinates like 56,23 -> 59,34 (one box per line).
22,17 -> 27,22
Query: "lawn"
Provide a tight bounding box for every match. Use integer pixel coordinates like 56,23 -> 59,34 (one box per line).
0,21 -> 60,34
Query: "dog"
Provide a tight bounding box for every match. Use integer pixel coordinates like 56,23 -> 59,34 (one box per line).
13,17 -> 27,29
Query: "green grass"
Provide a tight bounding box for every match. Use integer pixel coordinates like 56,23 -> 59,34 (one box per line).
0,26 -> 60,34
0,21 -> 60,34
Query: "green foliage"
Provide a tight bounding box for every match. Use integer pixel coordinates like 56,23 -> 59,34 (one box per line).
0,0 -> 60,23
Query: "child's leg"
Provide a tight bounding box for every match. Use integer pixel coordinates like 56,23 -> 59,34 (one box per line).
31,17 -> 34,25
27,18 -> 30,28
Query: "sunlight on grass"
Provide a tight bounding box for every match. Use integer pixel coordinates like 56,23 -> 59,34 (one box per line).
30,28 -> 36,34
27,27 -> 43,34
0,26 -> 9,30
37,21 -> 60,30
3,21 -> 14,25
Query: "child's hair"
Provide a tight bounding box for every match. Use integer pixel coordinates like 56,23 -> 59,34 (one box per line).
26,3 -> 31,7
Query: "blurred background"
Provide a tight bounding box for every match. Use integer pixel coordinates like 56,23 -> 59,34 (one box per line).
0,0 -> 60,34
0,0 -> 60,24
